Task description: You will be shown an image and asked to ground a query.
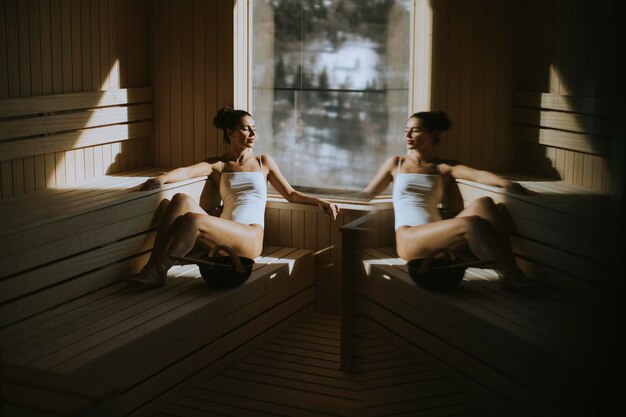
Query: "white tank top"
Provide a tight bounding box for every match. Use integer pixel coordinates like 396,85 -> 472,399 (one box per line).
219,157 -> 267,228
392,158 -> 444,230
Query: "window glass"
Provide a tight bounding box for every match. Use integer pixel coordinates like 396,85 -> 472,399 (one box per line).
251,0 -> 411,193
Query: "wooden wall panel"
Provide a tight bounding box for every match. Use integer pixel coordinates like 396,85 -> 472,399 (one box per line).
0,0 -> 8,100
0,0 -> 151,198
151,0 -> 233,169
514,0 -> 623,193
429,0 -> 514,173
216,0 -> 234,158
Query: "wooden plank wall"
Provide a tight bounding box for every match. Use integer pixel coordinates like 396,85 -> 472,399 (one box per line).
0,0 -> 150,198
429,0 -> 515,173
264,204 -> 395,314
514,0 -> 623,192
150,0 -> 233,169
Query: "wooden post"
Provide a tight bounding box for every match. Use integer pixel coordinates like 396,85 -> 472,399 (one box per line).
339,212 -> 375,372
340,226 -> 355,372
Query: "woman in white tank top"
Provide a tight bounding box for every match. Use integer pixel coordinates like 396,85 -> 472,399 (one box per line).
128,107 -> 339,289
363,111 -> 538,293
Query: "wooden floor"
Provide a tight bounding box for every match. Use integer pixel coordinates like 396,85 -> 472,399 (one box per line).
158,313 -> 502,417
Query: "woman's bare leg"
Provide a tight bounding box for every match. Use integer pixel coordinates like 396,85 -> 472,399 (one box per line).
457,197 -> 514,254
396,213 -> 537,291
162,212 -> 263,265
145,193 -> 205,266
129,194 -> 263,288
396,216 -> 503,261
455,197 -> 537,289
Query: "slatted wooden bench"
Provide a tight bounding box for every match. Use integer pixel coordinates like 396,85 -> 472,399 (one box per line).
0,168 -> 212,324
340,179 -> 622,417
0,174 -> 315,417
0,170 -> 315,417
0,177 -> 317,417
0,90 -> 316,416
456,177 -> 619,311
483,90 -> 620,311
1,243 -> 314,417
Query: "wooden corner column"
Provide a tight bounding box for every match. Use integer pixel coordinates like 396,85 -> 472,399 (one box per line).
339,212 -> 376,372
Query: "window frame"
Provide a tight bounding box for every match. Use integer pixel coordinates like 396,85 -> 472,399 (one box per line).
234,0 -> 433,200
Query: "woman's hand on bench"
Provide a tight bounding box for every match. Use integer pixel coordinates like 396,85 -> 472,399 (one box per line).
138,175 -> 167,191
318,199 -> 340,220
503,181 -> 528,195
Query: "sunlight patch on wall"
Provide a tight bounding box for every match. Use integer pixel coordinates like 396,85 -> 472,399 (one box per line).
44,59 -> 129,186
548,64 -> 584,132
102,59 -> 121,92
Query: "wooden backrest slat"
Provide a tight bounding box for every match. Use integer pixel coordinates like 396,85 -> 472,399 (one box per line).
0,87 -> 152,118
514,91 -> 617,119
0,176 -> 207,238
0,121 -> 153,161
0,104 -> 153,141
0,88 -> 153,161
513,125 -> 610,156
513,107 -> 613,138
513,91 -> 617,156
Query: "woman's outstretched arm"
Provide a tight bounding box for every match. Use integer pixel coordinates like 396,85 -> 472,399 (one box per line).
440,163 -> 526,194
264,155 -> 339,219
139,160 -> 218,191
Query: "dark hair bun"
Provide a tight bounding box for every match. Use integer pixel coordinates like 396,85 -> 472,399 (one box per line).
212,107 -> 252,143
213,106 -> 234,130
430,110 -> 451,131
410,110 -> 451,132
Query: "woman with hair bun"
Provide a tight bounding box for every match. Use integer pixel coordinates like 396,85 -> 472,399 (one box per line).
128,106 -> 339,288
362,110 -> 538,292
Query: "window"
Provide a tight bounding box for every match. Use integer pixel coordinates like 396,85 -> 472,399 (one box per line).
250,0 -> 413,194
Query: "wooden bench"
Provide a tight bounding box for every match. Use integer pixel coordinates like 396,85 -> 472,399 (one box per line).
1,243 -> 314,417
0,168 -> 212,325
0,171 -> 315,416
340,179 -> 623,417
456,177 -> 619,311
0,90 -> 316,416
340,90 -> 623,416
0,169 -> 315,417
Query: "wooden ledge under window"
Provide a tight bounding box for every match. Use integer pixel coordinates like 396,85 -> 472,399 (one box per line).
266,194 -> 393,215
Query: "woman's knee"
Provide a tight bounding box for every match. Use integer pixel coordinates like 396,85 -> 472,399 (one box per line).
473,196 -> 495,210
172,212 -> 203,233
459,215 -> 489,235
171,193 -> 194,208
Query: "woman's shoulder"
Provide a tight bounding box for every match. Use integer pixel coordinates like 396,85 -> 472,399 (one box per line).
257,153 -> 277,166
435,158 -> 461,169
200,156 -> 225,173
386,155 -> 403,166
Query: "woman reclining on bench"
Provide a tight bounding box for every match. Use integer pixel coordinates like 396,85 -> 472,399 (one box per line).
128,106 -> 339,289
362,110 -> 538,293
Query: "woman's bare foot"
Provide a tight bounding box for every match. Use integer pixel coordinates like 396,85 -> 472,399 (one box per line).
126,262 -> 167,289
500,268 -> 541,294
